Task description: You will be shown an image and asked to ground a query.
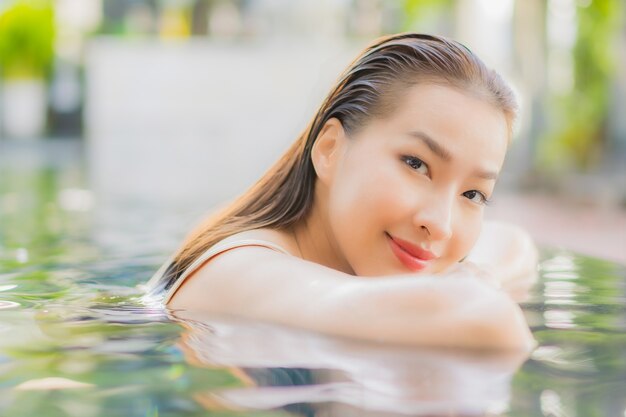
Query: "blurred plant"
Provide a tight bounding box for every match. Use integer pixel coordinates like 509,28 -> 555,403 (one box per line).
0,0 -> 55,80
538,0 -> 623,172
402,0 -> 454,31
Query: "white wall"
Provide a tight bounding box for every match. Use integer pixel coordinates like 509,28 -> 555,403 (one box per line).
84,38 -> 359,212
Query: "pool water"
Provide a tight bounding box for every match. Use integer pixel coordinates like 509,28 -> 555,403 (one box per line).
1,140 -> 625,416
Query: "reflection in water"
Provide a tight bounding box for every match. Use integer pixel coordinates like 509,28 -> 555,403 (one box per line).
14,249 -> 29,264
543,310 -> 577,329
543,280 -> 581,307
517,250 -> 626,417
0,300 -> 20,309
543,271 -> 579,280
540,389 -> 565,417
541,254 -> 579,273
173,310 -> 527,416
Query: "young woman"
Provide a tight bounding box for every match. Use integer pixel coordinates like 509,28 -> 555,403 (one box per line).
145,33 -> 537,350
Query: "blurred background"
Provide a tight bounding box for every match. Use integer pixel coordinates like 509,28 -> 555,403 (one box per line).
0,0 -> 624,264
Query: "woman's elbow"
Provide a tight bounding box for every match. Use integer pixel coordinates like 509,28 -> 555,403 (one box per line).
461,286 -> 536,351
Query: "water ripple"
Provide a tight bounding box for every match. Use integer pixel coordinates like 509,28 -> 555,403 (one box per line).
0,300 -> 20,309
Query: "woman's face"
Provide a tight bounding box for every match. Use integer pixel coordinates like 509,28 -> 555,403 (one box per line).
326,83 -> 509,276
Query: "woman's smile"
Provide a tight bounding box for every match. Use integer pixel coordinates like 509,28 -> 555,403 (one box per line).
386,232 -> 437,272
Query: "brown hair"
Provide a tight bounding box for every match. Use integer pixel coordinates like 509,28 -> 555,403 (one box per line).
148,33 -> 518,296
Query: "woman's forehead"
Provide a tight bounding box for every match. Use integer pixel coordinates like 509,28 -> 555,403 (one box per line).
346,84 -> 509,169
369,84 -> 508,142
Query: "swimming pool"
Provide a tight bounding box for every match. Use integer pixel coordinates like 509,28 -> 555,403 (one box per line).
1,140 -> 625,416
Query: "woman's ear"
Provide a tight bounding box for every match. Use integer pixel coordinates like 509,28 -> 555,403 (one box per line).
311,118 -> 347,185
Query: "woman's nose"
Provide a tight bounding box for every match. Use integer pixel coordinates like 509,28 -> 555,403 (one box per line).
412,193 -> 453,241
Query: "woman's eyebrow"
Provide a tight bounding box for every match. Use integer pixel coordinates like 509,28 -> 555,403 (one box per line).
407,131 -> 452,162
406,130 -> 498,180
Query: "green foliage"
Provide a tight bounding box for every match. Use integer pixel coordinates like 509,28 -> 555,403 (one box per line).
538,0 -> 623,171
403,0 -> 454,14
0,0 -> 55,79
401,0 -> 454,32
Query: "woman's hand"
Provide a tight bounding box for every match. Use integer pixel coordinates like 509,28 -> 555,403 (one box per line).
443,260 -> 501,289
465,220 -> 539,301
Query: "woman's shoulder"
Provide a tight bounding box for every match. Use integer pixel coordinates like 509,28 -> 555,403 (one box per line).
217,228 -> 299,256
167,228 -> 300,308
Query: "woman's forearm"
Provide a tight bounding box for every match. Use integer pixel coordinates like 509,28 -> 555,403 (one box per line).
171,247 -> 534,350
307,275 -> 534,350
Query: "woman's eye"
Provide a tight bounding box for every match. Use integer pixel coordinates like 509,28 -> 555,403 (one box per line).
463,190 -> 490,205
402,156 -> 428,175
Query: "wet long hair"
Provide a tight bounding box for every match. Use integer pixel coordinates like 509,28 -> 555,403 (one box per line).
148,33 -> 518,296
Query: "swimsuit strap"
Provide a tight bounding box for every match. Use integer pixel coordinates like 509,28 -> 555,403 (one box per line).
162,239 -> 290,304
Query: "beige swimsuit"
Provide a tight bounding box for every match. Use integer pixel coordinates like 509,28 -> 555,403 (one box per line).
148,239 -> 291,304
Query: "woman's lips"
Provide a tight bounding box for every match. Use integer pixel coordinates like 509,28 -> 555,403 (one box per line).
386,233 -> 437,272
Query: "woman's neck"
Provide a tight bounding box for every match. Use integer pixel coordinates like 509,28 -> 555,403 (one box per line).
291,199 -> 355,275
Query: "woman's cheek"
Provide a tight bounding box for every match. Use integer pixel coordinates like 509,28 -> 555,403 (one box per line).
338,164 -> 410,216
449,211 -> 484,265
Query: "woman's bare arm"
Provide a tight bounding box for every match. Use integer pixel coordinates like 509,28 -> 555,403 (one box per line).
169,246 -> 535,350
